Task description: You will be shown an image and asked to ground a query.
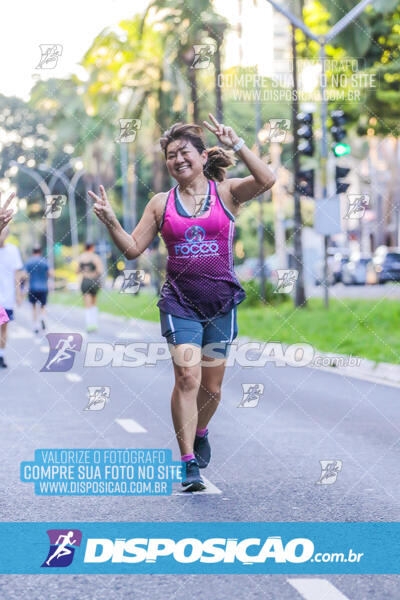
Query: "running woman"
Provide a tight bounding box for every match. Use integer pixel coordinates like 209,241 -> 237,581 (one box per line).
89,114 -> 275,491
77,243 -> 103,333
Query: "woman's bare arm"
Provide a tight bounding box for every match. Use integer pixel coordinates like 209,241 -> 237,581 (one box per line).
203,113 -> 276,205
0,192 -> 15,233
89,186 -> 162,260
227,144 -> 276,205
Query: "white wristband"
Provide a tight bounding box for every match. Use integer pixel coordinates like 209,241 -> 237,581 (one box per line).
232,138 -> 245,153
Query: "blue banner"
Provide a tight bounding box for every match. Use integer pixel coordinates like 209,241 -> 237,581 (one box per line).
0,522 -> 398,574
20,449 -> 182,496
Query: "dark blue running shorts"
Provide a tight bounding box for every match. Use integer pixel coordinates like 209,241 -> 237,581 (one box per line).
28,290 -> 48,306
160,307 -> 238,358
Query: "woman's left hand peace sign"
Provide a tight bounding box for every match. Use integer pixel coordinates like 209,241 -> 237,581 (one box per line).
203,113 -> 240,149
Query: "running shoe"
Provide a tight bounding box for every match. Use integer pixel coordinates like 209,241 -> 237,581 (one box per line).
182,459 -> 206,492
0,357 -> 7,368
194,431 -> 211,469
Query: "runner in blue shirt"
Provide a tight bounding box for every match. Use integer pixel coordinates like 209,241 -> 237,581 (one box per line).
25,246 -> 51,334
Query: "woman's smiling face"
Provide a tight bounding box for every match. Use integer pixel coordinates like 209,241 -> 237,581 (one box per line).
165,138 -> 207,182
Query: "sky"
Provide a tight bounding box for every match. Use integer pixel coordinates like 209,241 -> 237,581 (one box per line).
0,0 -> 274,100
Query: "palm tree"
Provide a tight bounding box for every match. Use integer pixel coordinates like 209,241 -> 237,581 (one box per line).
81,15 -> 186,194
141,0 -> 229,123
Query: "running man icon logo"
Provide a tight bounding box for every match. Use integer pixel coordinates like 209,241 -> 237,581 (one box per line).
191,44 -> 216,69
41,333 -> 83,372
41,529 -> 82,568
185,225 -> 206,243
267,118 -> 291,143
84,386 -> 110,411
238,383 -> 265,408
274,270 -> 299,294
316,460 -> 343,485
117,119 -> 142,143
44,195 -> 67,219
120,269 -> 145,294
343,194 -> 370,220
36,44 -> 63,69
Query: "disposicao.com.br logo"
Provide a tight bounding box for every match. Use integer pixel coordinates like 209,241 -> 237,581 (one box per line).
42,529 -> 82,567
82,536 -> 363,565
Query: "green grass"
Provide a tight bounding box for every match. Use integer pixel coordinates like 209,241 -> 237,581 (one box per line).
52,290 -> 400,364
237,298 -> 400,364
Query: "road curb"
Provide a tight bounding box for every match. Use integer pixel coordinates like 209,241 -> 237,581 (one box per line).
236,335 -> 400,387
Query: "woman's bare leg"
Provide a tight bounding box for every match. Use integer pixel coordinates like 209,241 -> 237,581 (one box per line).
170,344 -> 202,456
196,355 -> 226,430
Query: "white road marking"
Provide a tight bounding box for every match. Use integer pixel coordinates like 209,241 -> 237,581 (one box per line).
173,476 -> 222,496
8,325 -> 33,339
65,373 -> 83,383
116,331 -> 146,339
19,359 -> 32,367
115,418 -> 147,433
44,319 -> 87,338
104,314 -> 130,323
288,579 -> 351,600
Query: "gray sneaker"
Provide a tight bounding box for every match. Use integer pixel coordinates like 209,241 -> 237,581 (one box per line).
194,432 -> 211,469
182,459 -> 206,492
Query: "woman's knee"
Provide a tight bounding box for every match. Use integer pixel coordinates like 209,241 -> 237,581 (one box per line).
200,379 -> 222,399
174,368 -> 200,394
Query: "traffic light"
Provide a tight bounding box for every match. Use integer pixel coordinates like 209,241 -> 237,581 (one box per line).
296,169 -> 314,197
296,112 -> 314,156
333,142 -> 351,157
335,166 -> 350,194
330,110 -> 346,141
330,110 -> 351,156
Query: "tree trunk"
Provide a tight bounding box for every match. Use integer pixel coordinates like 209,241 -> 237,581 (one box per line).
214,42 -> 223,123
187,64 -> 199,123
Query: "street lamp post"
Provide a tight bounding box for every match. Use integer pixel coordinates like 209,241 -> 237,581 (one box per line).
40,164 -> 79,257
255,76 -> 267,303
319,43 -> 330,308
9,161 -> 55,284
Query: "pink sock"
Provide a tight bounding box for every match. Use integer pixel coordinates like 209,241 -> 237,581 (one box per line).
196,427 -> 208,438
181,453 -> 195,462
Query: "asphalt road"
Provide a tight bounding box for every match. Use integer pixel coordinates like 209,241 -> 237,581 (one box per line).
307,282 -> 400,299
1,302 -> 400,599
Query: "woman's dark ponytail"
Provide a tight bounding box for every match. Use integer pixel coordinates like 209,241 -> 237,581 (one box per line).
203,146 -> 235,182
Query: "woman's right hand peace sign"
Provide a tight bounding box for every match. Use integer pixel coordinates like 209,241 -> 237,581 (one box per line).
0,192 -> 15,233
88,185 -> 118,229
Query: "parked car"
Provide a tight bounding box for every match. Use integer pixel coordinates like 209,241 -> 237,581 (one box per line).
332,255 -> 350,284
235,256 -> 277,282
314,252 -> 349,286
373,247 -> 400,284
342,256 -> 373,285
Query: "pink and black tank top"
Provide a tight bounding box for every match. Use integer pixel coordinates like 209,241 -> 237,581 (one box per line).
157,179 -> 246,321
